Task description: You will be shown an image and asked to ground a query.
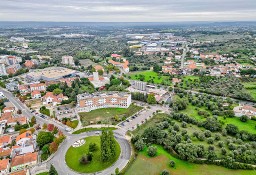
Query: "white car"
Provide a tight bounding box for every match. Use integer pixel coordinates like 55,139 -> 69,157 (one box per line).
95,131 -> 100,135
65,127 -> 72,132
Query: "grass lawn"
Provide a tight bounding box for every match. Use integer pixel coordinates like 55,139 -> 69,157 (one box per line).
179,104 -> 256,134
125,145 -> 256,175
128,71 -> 172,85
79,104 -> 143,126
243,82 -> 256,101
36,173 -> 48,175
73,127 -> 116,134
70,120 -> 79,129
65,136 -> 121,173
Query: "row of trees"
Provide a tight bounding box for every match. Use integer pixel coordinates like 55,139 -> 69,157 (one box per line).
100,130 -> 116,162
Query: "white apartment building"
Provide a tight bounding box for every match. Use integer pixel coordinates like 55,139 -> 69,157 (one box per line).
61,56 -> 75,65
77,92 -> 131,112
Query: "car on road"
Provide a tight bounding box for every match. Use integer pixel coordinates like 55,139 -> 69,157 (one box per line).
126,119 -> 129,122
95,131 -> 100,134
65,127 -> 72,132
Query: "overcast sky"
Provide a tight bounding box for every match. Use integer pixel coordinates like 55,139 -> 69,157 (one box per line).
0,0 -> 255,22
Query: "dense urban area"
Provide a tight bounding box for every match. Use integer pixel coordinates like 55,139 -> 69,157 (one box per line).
0,22 -> 255,175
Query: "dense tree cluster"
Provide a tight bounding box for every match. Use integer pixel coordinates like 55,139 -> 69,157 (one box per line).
100,130 -> 116,162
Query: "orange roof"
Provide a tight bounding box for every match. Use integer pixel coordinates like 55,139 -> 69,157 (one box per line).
11,152 -> 38,167
43,92 -> 64,103
7,67 -> 16,74
1,112 -> 13,119
0,148 -> 11,157
18,85 -> 29,91
0,158 -> 9,171
16,131 -> 32,142
88,77 -> 105,81
94,65 -> 104,71
0,135 -> 11,145
24,60 -> 34,68
2,107 -> 15,113
31,90 -> 41,96
30,83 -> 45,88
10,170 -> 27,175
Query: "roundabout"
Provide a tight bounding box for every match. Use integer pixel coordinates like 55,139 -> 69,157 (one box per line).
66,135 -> 121,173
48,130 -> 131,175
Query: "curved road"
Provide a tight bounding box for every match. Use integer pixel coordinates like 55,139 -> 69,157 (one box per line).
48,130 -> 131,175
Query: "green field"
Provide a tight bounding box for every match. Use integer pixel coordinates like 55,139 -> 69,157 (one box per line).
179,104 -> 256,134
243,82 -> 256,101
65,136 -> 121,173
73,127 -> 116,134
70,120 -> 79,129
79,104 -> 143,126
128,71 -> 172,85
125,145 -> 255,175
36,173 -> 48,175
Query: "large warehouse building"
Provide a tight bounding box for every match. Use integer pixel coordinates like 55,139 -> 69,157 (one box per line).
26,67 -> 76,81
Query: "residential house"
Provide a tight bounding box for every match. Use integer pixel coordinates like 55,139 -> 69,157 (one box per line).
42,92 -> 64,106
94,65 -> 104,72
0,135 -> 12,148
11,152 -> 38,172
24,60 -> 35,69
0,158 -> 10,175
233,105 -> 256,118
30,83 -> 46,92
18,85 -> 29,95
6,81 -> 19,92
2,107 -> 15,113
12,131 -> 35,156
108,59 -> 129,73
0,112 -> 27,127
31,91 -> 41,99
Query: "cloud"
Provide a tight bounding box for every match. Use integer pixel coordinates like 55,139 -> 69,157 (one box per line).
0,0 -> 255,21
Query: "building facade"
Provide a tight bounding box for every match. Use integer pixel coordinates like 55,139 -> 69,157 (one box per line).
77,92 -> 131,112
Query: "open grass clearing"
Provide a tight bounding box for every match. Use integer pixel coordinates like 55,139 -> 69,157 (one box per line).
125,145 -> 255,175
65,136 -> 121,173
128,71 -> 172,85
79,104 -> 143,126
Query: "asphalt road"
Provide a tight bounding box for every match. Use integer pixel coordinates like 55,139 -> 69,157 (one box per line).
49,131 -> 131,175
0,88 -> 68,134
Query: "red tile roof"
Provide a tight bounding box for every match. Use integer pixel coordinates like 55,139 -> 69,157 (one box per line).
0,158 -> 9,171
11,152 -> 37,167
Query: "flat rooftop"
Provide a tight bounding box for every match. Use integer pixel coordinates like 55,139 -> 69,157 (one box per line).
27,67 -> 76,79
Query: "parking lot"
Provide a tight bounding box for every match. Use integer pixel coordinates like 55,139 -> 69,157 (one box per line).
118,105 -> 169,131
54,104 -> 77,120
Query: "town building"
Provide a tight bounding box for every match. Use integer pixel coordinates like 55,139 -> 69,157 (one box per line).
88,72 -> 109,88
0,63 -> 7,76
0,158 -> 10,174
11,152 -> 38,172
42,92 -> 65,106
6,81 -> 19,92
94,65 -> 104,72
77,92 -> 131,112
24,60 -> 36,69
0,135 -> 12,148
31,91 -> 41,99
131,80 -> 147,91
61,56 -> 74,65
233,105 -> 256,118
18,85 -> 29,95
26,67 -> 76,81
29,83 -> 46,92
12,131 -> 35,156
108,59 -> 129,73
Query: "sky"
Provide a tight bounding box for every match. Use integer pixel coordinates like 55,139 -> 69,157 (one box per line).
0,0 -> 255,22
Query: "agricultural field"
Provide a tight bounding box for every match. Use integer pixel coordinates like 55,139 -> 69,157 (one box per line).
125,145 -> 255,175
128,71 -> 172,86
79,104 -> 143,126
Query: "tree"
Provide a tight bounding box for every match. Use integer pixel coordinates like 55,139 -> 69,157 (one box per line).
161,170 -> 170,175
169,160 -> 175,168
79,155 -> 89,165
115,168 -> 120,175
147,94 -> 157,104
42,123 -> 47,130
226,124 -> 239,136
49,141 -> 58,154
31,116 -> 36,126
53,88 -> 63,95
134,139 -> 145,151
89,142 -> 98,152
153,64 -> 161,72
49,164 -> 58,175
147,145 -> 157,157
36,131 -> 54,148
19,129 -> 27,135
240,115 -> 248,122
98,69 -> 104,76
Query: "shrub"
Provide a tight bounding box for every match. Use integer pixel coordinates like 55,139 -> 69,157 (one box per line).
147,146 -> 157,157
89,142 -> 98,152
